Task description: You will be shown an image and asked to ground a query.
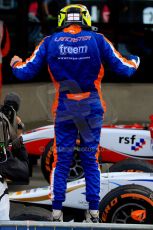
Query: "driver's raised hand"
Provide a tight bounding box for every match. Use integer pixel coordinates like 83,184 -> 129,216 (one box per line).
10,56 -> 22,67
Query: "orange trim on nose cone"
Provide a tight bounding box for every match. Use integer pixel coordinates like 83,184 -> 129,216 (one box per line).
66,92 -> 90,101
94,65 -> 106,112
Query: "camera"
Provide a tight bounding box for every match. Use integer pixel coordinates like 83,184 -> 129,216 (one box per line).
0,104 -> 16,126
0,92 -> 21,163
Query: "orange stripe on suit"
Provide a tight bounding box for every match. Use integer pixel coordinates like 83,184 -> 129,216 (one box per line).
94,64 -> 106,112
48,66 -> 59,200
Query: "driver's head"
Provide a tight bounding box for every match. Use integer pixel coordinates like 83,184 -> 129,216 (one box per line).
58,4 -> 91,28
4,92 -> 21,112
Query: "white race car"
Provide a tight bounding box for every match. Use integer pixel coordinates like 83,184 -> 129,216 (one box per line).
10,172 -> 153,224
23,115 -> 153,182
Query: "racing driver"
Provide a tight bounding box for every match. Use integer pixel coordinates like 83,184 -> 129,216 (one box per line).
10,4 -> 140,223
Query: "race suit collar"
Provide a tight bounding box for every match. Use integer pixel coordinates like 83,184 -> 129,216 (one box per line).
63,25 -> 82,34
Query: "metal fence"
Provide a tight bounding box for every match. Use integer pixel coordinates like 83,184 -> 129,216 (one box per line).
0,221 -> 153,230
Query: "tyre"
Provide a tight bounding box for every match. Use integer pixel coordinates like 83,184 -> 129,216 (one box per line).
99,184 -> 153,224
10,204 -> 52,221
41,140 -> 54,183
41,140 -> 84,183
109,159 -> 153,173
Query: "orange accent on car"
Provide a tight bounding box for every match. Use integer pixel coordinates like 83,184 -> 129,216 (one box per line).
66,92 -> 90,101
15,191 -> 22,195
48,193 -> 51,199
13,195 -> 49,202
121,193 -> 153,206
123,169 -> 143,173
67,184 -> 85,193
131,210 -> 146,222
45,149 -> 53,172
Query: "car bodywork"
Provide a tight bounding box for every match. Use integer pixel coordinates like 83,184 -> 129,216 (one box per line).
23,123 -> 153,164
9,172 -> 153,209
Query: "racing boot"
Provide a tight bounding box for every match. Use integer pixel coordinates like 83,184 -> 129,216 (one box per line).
85,210 -> 99,223
52,210 -> 63,222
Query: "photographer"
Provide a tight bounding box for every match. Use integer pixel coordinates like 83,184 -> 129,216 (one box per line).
0,92 -> 29,220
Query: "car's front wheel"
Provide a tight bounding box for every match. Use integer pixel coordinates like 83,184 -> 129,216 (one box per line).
99,184 -> 153,224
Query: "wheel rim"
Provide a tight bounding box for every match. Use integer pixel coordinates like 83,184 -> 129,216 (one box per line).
44,146 -> 84,182
68,151 -> 84,181
112,203 -> 145,224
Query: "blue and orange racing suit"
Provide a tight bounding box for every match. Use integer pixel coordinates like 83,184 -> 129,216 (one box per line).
12,25 -> 140,210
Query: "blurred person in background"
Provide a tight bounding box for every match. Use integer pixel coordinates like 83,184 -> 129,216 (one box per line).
42,0 -> 65,34
43,0 -> 65,19
0,92 -> 29,220
10,4 -> 140,222
101,4 -> 111,23
0,21 -> 10,99
28,0 -> 44,49
29,0 -> 39,19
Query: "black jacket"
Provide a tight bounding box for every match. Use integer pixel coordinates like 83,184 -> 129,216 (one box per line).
0,139 -> 29,184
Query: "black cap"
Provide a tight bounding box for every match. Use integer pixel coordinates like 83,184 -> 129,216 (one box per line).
4,92 -> 21,112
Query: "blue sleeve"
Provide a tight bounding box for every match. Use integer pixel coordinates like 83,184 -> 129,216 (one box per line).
12,38 -> 48,80
95,33 -> 140,77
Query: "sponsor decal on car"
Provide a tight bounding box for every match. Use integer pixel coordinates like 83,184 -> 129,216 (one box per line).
119,135 -> 146,151
131,138 -> 146,151
119,135 -> 136,145
101,197 -> 118,222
